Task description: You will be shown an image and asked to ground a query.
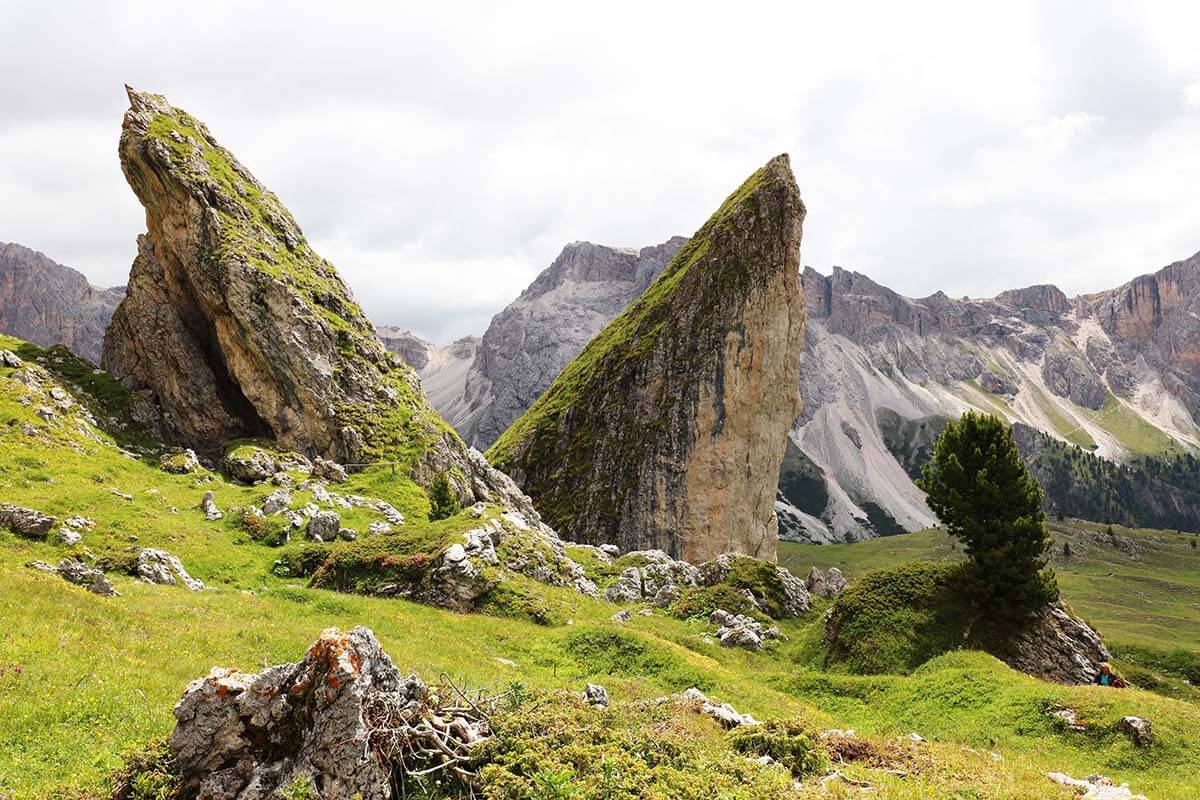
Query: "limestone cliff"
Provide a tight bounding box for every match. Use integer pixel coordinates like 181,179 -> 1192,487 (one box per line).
488,155 -> 806,562
101,87 -> 527,509
0,242 -> 124,362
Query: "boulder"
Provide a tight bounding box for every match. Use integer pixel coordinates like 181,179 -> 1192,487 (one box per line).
313,456 -> 349,483
161,449 -> 201,474
55,527 -> 82,546
681,687 -> 760,729
337,527 -> 358,542
0,503 -> 56,539
307,511 -> 341,542
170,627 -> 482,799
28,559 -> 119,596
263,488 -> 292,516
713,611 -> 769,652
223,448 -> 278,484
826,567 -> 847,595
611,608 -> 632,623
137,549 -> 205,591
806,566 -> 828,596
199,490 -> 223,521
1120,716 -> 1154,747
583,683 -> 610,708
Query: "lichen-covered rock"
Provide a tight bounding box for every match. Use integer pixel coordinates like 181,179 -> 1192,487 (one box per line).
489,155 -> 806,563
307,510 -> 341,542
101,88 -> 540,517
170,627 -> 411,799
1120,716 -> 1154,747
28,558 -> 119,596
222,446 -> 280,484
161,449 -> 201,474
313,456 -> 348,483
0,503 -> 56,539
583,683 -> 610,708
418,514 -> 597,611
603,550 -> 700,604
262,488 -> 292,516
199,490 -> 223,521
137,548 -> 205,591
55,527 -> 82,546
1003,602 -> 1109,683
826,567 -> 847,595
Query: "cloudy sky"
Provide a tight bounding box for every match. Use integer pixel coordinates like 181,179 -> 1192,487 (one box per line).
3,1 -> 1200,342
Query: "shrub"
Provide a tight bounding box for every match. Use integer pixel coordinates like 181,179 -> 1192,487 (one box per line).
272,544 -> 333,578
473,693 -> 796,799
824,561 -> 974,675
428,471 -> 459,521
728,719 -> 830,777
671,584 -> 763,621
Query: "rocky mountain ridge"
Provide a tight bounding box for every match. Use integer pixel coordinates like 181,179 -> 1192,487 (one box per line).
0,242 -> 124,363
401,249 -> 1200,544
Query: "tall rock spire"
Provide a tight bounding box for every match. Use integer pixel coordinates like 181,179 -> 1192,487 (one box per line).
489,155 -> 806,562
102,88 -> 531,511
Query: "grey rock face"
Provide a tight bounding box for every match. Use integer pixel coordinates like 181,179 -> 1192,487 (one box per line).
1002,602 -> 1109,684
1042,337 -> 1108,410
782,253 -> 1200,544
0,504 -> 56,539
456,238 -> 687,449
0,242 -> 125,363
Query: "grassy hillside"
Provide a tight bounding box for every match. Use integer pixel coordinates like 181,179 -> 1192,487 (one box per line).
781,520 -> 1200,701
2,337 -> 1199,798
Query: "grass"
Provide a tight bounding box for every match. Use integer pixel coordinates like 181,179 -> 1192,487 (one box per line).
3,338 -> 1200,797
782,519 -> 1200,697
1027,385 -> 1098,450
1089,393 -> 1186,457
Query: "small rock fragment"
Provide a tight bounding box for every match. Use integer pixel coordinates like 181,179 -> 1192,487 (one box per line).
583,683 -> 610,708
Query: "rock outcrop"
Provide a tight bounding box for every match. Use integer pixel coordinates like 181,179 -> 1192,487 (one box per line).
1002,602 -> 1109,684
100,87 -> 536,512
489,155 -> 806,562
0,242 -> 125,363
170,627 -> 492,799
0,503 -> 56,539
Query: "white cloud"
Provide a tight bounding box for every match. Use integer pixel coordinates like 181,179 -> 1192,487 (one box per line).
1,1 -> 1200,341
1021,112 -> 1104,152
1183,82 -> 1200,109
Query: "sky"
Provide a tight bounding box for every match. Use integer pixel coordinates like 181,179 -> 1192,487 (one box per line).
2,1 -> 1200,343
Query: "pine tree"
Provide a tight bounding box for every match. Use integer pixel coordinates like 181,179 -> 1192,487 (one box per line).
427,471 -> 460,521
1062,541 -> 1071,559
918,411 -> 1058,617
